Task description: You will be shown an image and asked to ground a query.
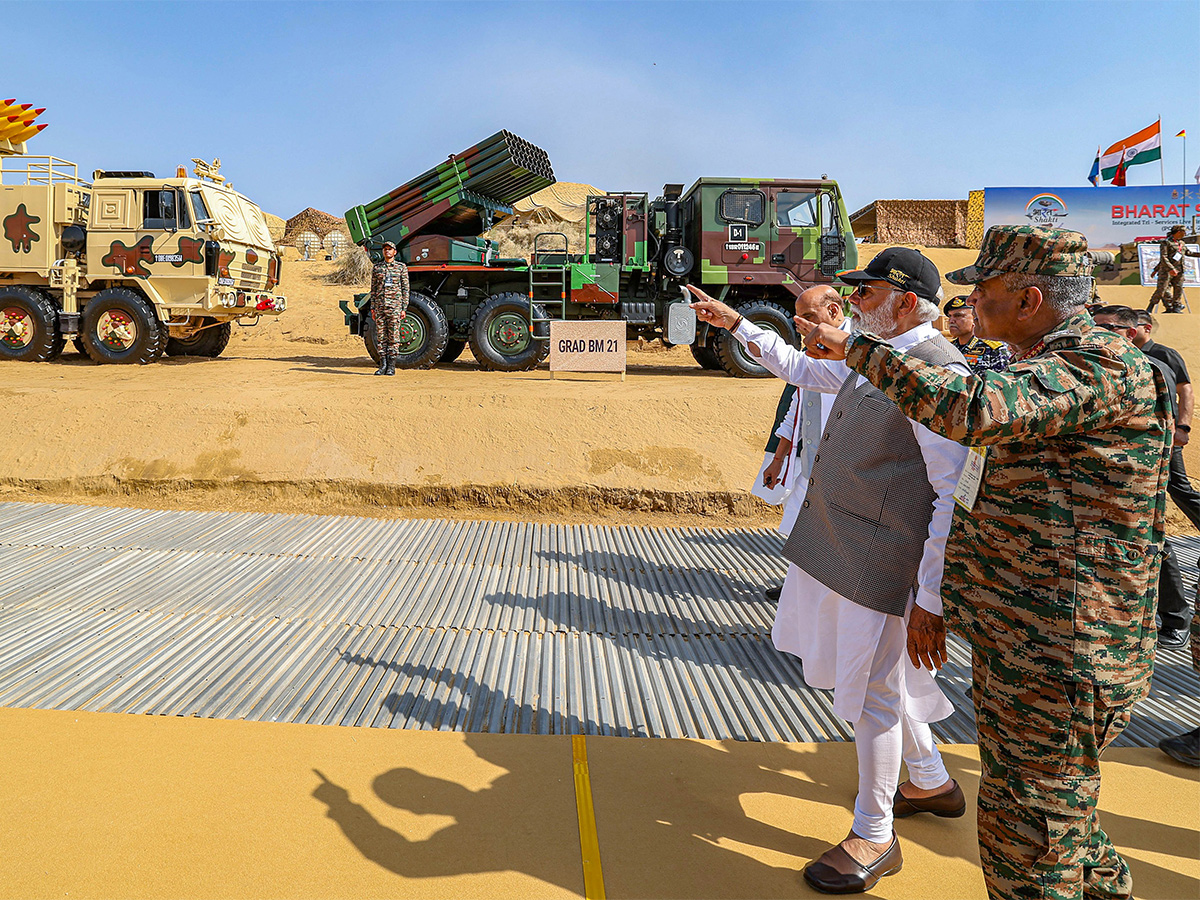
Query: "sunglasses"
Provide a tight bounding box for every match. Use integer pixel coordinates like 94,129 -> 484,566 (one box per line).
855,283 -> 899,300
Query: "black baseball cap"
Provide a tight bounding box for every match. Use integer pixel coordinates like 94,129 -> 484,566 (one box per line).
837,247 -> 942,302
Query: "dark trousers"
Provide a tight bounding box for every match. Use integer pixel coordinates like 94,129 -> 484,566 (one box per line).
1159,540 -> 1191,633
1168,447 -> 1200,531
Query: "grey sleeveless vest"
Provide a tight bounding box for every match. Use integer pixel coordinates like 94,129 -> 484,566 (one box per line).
781,332 -> 967,617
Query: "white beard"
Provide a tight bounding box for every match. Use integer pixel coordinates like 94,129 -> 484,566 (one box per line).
851,292 -> 902,338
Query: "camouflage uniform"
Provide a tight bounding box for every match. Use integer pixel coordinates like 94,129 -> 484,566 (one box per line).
843,226 -> 1174,900
370,254 -> 410,357
952,334 -> 1012,374
1147,235 -> 1198,313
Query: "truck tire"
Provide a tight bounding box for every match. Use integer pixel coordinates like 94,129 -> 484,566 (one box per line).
715,301 -> 795,378
392,292 -> 449,370
439,339 -> 467,364
166,319 -> 232,357
0,286 -> 60,362
469,292 -> 549,372
80,288 -> 162,365
690,339 -> 721,370
73,336 -> 87,356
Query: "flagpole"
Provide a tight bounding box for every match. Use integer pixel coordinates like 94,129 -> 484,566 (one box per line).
1159,115 -> 1164,185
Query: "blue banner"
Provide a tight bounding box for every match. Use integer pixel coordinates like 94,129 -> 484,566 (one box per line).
983,185 -> 1200,250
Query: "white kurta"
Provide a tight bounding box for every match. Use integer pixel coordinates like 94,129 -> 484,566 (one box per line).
733,318 -> 969,724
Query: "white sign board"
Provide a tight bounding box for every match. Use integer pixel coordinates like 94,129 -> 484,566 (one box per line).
1137,242 -> 1200,287
549,320 -> 626,376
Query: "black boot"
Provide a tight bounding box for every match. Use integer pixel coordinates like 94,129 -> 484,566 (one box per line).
1159,726 -> 1200,766
374,352 -> 389,376
384,354 -> 396,376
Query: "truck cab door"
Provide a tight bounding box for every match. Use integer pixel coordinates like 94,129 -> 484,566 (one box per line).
768,188 -> 821,283
134,188 -> 205,302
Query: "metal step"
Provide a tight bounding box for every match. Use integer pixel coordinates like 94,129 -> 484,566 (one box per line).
0,501 -> 1194,744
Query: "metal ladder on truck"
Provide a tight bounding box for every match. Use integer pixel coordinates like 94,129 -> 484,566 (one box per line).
528,232 -> 570,339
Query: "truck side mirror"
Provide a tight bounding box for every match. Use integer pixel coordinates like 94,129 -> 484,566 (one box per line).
667,298 -> 696,345
819,233 -> 844,277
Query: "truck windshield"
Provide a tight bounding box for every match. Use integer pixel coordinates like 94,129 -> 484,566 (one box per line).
190,190 -> 212,223
776,192 -> 818,228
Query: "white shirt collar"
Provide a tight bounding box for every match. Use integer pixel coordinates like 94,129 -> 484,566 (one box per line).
886,320 -> 938,353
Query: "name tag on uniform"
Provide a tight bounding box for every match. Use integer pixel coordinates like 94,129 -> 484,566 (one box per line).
953,446 -> 988,511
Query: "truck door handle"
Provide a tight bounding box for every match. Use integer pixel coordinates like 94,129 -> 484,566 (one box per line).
771,254 -> 785,265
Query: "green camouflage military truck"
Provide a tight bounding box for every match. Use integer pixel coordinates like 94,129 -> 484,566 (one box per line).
339,131 -> 855,376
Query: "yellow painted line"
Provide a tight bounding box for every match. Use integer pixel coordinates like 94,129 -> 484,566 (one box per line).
571,734 -> 606,900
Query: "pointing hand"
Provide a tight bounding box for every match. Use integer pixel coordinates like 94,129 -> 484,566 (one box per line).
687,286 -> 740,330
794,317 -> 850,360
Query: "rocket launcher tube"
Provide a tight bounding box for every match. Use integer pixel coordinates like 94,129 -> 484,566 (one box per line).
346,130 -> 552,248
367,155 -> 531,226
0,117 -> 30,139
6,122 -> 47,143
0,101 -> 32,118
361,143 -> 516,218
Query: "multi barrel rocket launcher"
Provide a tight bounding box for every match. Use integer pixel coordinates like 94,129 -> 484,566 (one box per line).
344,130 -> 555,252
0,99 -> 47,155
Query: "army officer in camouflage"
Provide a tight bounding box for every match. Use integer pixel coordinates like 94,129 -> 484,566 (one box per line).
1147,224 -> 1199,314
944,295 -> 1012,373
795,225 -> 1173,900
370,240 -> 410,376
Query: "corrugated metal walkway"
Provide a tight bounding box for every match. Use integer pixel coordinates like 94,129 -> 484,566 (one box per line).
0,501 -> 1195,746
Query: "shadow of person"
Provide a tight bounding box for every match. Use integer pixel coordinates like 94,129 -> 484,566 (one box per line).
310,735 -> 588,892
310,728 -> 981,899
1097,808 -> 1200,900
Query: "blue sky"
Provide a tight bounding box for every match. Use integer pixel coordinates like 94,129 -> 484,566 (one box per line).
5,1 -> 1198,219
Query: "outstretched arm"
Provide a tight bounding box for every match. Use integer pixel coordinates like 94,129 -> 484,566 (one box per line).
688,286 -> 848,393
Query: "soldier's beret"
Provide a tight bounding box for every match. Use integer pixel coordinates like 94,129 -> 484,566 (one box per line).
944,295 -> 972,313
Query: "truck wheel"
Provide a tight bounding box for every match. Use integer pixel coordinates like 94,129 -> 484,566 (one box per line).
690,339 -> 721,370
0,286 -> 59,362
166,319 -> 232,357
439,339 -> 467,364
392,292 -> 449,370
469,292 -> 549,372
80,288 -> 162,365
716,301 -> 795,378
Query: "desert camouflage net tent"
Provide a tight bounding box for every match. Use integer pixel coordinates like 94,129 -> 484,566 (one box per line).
850,199 -> 969,247
281,207 -> 352,250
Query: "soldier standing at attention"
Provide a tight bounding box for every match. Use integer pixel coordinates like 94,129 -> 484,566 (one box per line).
795,226 -> 1174,900
943,295 -> 1012,372
1147,224 -> 1199,313
370,240 -> 409,376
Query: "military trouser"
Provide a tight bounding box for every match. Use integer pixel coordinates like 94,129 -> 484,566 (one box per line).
972,645 -> 1148,900
372,298 -> 403,356
1147,271 -> 1185,312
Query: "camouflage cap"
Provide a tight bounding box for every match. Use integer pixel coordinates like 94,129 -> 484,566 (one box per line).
381,240 -> 397,249
945,225 -> 1091,284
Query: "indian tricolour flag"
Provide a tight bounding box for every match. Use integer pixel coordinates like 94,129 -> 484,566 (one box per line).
1100,120 -> 1162,180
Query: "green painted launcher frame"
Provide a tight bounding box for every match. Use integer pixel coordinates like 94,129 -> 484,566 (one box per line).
344,130 -> 555,253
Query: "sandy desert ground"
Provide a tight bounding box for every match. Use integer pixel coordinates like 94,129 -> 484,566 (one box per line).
1,245 -> 1197,532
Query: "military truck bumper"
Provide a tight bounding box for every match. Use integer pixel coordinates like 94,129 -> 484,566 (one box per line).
214,290 -> 287,314
340,295 -> 368,334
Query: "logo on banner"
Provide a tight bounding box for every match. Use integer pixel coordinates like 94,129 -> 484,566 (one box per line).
1024,193 -> 1069,227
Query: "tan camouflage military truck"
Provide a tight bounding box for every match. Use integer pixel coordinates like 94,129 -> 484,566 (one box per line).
0,155 -> 286,363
